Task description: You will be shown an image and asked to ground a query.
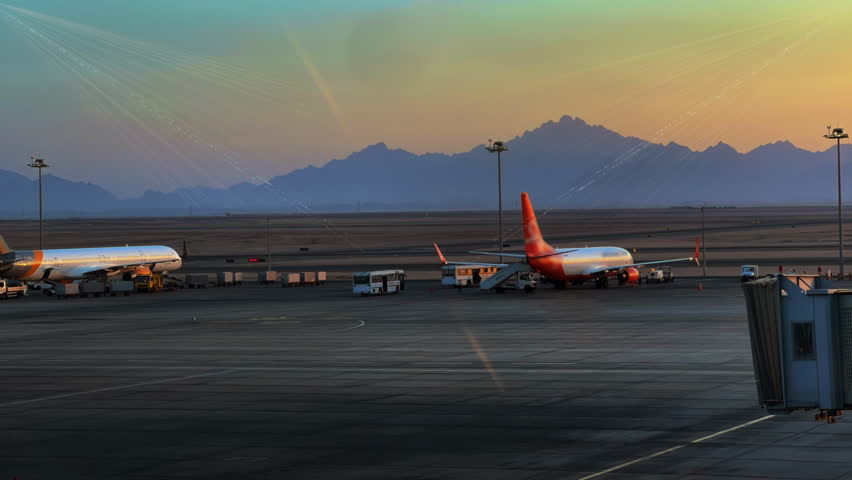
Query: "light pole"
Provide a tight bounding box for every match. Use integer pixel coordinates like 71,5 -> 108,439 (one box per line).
27,156 -> 49,250
266,215 -> 272,270
700,205 -> 706,277
486,140 -> 508,263
825,126 -> 849,278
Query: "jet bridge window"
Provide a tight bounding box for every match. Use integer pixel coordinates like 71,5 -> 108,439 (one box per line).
793,322 -> 815,361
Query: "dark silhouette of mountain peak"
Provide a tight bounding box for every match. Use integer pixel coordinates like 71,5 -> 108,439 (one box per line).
748,140 -> 802,156
512,115 -> 632,156
362,142 -> 389,153
702,141 -> 739,157
0,114 -> 846,216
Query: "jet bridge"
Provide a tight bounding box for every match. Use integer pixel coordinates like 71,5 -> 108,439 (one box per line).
742,274 -> 852,421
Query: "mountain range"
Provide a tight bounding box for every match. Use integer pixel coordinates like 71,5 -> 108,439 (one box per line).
1,115 -> 849,217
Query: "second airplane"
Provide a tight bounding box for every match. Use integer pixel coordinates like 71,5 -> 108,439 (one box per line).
435,192 -> 699,289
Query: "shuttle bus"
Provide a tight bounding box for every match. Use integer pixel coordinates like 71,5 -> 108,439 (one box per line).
441,265 -> 499,287
353,269 -> 405,296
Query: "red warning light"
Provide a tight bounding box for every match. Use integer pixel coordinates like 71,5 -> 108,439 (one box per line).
248,258 -> 266,263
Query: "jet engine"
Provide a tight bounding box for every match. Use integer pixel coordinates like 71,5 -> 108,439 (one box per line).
123,266 -> 153,281
617,267 -> 640,285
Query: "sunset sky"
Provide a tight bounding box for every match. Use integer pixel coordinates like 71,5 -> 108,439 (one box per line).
1,0 -> 851,195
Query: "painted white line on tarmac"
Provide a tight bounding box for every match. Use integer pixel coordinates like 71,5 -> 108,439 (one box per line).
329,320 -> 366,333
575,414 -> 775,480
0,365 -> 754,375
0,369 -> 235,408
512,362 -> 577,365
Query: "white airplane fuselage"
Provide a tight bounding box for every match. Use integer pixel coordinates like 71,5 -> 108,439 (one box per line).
537,246 -> 634,279
2,245 -> 182,282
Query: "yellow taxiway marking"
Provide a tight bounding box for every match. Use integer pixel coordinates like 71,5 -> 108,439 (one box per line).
576,414 -> 775,480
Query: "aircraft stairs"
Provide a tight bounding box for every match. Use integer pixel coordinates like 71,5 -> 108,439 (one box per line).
479,262 -> 532,290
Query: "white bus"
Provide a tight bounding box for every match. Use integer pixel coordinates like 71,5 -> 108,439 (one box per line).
353,269 -> 405,296
441,265 -> 499,287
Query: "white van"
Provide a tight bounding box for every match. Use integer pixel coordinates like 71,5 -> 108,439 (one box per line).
0,280 -> 28,299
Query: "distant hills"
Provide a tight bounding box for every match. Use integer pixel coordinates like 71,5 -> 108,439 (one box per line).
1,115 -> 850,217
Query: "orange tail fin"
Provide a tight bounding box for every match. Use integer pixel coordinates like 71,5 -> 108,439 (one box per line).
694,236 -> 701,265
433,242 -> 448,265
521,193 -> 555,258
0,235 -> 11,255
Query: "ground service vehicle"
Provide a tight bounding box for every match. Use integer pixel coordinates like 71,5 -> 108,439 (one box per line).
353,270 -> 405,296
441,264 -> 499,287
185,274 -> 209,288
0,279 -> 27,298
741,265 -> 758,282
135,273 -> 164,292
647,267 -> 673,283
494,272 -> 537,293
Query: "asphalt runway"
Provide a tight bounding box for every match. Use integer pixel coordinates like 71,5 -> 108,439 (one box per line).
2,279 -> 852,479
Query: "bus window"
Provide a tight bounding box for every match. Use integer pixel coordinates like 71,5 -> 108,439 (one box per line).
354,274 -> 370,284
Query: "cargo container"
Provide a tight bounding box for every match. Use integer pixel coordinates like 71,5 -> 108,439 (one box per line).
301,272 -> 317,285
258,271 -> 278,284
233,272 -> 244,286
79,281 -> 106,297
217,272 -> 235,287
54,283 -> 80,299
185,274 -> 209,288
316,271 -> 327,285
108,280 -> 134,296
282,273 -> 301,287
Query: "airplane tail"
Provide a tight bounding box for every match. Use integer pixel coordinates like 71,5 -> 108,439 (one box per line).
521,192 -> 556,258
694,236 -> 701,265
0,235 -> 11,255
433,242 -> 448,265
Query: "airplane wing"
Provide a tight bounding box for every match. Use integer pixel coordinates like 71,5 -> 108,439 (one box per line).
583,237 -> 700,275
468,249 -> 578,259
63,262 -> 159,278
0,257 -> 24,266
62,264 -> 123,278
433,243 -> 508,267
468,251 -> 527,258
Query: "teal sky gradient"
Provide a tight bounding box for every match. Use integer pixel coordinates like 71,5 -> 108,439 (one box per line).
1,0 -> 850,196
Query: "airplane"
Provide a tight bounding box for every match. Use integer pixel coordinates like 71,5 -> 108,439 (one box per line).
0,234 -> 182,282
434,192 -> 699,289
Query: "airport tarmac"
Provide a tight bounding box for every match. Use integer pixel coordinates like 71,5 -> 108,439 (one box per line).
3,279 -> 852,479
